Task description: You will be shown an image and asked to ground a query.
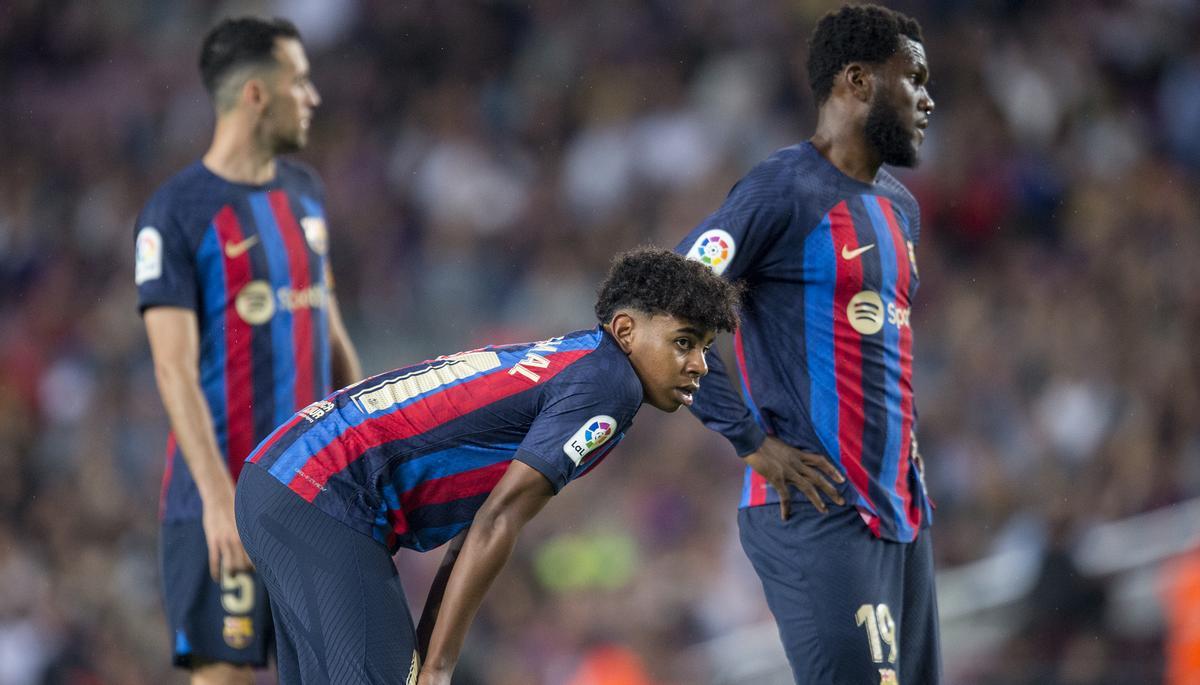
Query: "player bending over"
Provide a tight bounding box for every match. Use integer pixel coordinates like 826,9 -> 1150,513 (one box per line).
234,248 -> 742,684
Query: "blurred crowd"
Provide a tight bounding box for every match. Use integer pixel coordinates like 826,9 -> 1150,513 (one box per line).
2,0 -> 1199,683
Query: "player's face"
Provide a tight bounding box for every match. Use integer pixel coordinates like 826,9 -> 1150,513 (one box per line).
622,313 -> 715,412
261,38 -> 320,154
865,37 -> 933,168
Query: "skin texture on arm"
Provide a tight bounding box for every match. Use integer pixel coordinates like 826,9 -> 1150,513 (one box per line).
417,461 -> 554,685
416,530 -> 467,659
324,263 -> 362,389
144,306 -> 252,580
695,340 -> 845,518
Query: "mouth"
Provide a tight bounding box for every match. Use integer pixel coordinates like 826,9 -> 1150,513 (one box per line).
673,383 -> 700,407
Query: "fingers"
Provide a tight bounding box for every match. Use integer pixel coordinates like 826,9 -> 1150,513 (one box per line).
223,538 -> 254,574
776,486 -> 792,520
208,541 -> 221,582
773,468 -> 845,520
793,478 -> 828,514
210,536 -> 254,582
804,452 -> 846,484
802,466 -> 845,506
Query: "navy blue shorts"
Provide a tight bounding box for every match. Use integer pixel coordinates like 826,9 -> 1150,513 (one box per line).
160,519 -> 273,668
738,504 -> 941,684
235,462 -> 420,685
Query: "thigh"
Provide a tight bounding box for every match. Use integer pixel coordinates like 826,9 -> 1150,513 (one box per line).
160,519 -> 272,669
738,505 -> 905,685
236,464 -> 417,685
898,528 -> 941,685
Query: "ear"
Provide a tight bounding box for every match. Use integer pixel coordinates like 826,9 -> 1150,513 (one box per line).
843,62 -> 874,104
241,77 -> 270,112
609,312 -> 636,354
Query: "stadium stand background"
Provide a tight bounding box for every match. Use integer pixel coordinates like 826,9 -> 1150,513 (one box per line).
1,1 -> 1199,683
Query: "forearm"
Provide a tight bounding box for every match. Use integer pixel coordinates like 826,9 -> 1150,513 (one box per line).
153,361 -> 233,504
422,514 -> 521,672
331,335 -> 362,388
417,532 -> 466,658
328,298 -> 362,388
690,346 -> 766,456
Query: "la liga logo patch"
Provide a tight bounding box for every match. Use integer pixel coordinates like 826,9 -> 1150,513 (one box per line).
135,226 -> 163,284
563,415 -> 617,465
688,229 -> 735,275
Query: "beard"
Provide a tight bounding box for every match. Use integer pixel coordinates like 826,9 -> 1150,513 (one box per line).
865,94 -> 918,168
262,102 -> 307,154
270,124 -> 306,154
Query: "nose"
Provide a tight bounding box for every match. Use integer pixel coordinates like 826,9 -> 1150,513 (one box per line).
687,349 -> 708,378
308,82 -> 321,108
920,89 -> 934,116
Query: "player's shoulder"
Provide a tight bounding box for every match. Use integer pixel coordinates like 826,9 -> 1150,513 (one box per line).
736,143 -> 839,208
736,144 -> 810,193
138,162 -> 228,238
549,327 -> 642,410
143,162 -> 213,211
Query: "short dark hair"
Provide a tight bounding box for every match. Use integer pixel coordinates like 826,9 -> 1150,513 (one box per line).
595,248 -> 743,333
199,17 -> 301,106
807,4 -> 923,106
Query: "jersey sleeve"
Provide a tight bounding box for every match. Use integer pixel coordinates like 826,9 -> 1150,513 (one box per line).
513,376 -> 638,494
673,162 -> 790,457
135,199 -> 197,313
691,348 -> 767,457
674,159 -> 793,282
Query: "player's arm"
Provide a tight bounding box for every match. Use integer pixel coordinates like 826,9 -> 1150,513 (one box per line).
693,349 -> 844,518
688,345 -> 768,456
417,461 -> 553,685
144,306 -> 252,580
416,529 -> 467,659
324,263 -> 362,388
675,166 -> 843,518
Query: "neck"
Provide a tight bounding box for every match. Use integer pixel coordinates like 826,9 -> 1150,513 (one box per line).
203,113 -> 276,185
810,103 -> 881,184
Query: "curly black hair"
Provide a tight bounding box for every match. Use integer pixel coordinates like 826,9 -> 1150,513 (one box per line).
200,17 -> 301,107
595,247 -> 743,333
807,4 -> 924,106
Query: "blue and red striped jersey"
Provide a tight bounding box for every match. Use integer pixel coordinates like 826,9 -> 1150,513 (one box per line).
136,160 -> 334,522
675,142 -> 931,542
247,327 -> 643,553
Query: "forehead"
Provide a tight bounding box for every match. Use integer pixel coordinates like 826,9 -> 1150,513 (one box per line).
891,36 -> 928,71
272,37 -> 308,74
646,313 -> 716,341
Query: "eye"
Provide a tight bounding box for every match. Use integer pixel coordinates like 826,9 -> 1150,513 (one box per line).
702,344 -> 713,355
675,338 -> 694,351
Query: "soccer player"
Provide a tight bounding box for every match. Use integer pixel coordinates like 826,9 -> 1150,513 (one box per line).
675,5 -> 939,683
136,17 -> 361,684
233,248 -> 741,685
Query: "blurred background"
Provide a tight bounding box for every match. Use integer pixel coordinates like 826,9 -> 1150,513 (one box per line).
2,0 -> 1200,683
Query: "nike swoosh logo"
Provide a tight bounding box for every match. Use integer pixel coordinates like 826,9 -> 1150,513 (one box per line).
224,235 -> 259,259
841,243 -> 875,260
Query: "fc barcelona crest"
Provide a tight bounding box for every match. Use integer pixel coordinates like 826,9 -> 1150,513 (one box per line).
223,616 -> 254,649
301,216 -> 329,255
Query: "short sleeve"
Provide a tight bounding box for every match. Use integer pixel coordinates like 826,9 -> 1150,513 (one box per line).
135,200 -> 197,313
514,381 -> 637,494
674,158 -> 793,282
